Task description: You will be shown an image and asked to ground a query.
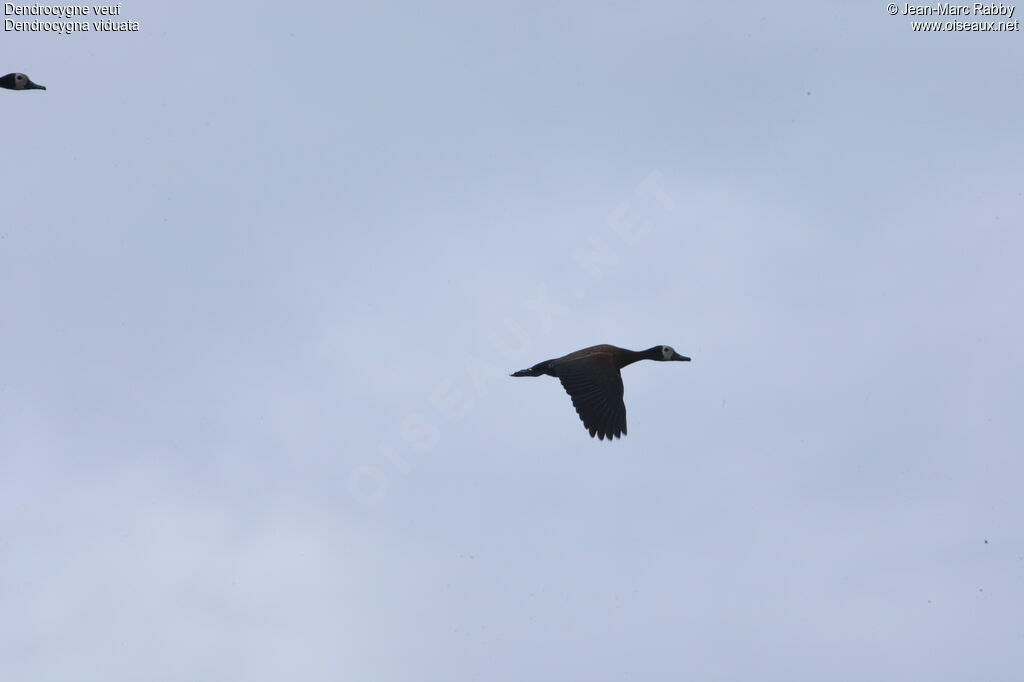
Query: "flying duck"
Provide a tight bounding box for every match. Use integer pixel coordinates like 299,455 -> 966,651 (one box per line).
511,344 -> 691,440
1,73 -> 46,91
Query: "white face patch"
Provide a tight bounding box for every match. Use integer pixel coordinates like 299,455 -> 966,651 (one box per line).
661,345 -> 674,360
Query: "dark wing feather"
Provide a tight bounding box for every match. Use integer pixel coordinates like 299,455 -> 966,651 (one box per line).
555,354 -> 627,440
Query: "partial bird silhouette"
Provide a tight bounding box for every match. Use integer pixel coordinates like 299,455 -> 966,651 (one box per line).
511,344 -> 690,440
1,73 -> 46,91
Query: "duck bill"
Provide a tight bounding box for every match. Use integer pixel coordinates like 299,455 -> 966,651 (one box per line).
26,81 -> 46,90
672,353 -> 691,362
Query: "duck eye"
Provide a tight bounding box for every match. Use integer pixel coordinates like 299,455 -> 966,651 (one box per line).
16,75 -> 23,80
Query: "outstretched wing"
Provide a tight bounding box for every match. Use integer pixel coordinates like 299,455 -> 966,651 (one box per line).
555,355 -> 627,440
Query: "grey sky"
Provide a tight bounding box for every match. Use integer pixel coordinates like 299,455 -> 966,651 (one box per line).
2,2 -> 1022,680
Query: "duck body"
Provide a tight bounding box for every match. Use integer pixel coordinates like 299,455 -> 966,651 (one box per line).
1,73 -> 46,91
511,344 -> 690,440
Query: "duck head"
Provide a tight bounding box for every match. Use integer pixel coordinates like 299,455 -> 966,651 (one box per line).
0,73 -> 46,91
656,345 -> 690,362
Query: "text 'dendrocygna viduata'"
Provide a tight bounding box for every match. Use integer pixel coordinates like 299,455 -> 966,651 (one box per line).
1,73 -> 46,91
511,344 -> 690,440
